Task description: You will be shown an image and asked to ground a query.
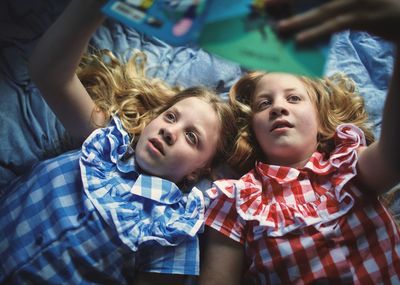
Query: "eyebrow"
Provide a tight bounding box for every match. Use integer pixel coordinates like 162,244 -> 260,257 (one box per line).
255,88 -> 301,98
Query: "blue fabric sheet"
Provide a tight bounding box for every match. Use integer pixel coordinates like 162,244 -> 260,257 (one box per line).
325,31 -> 395,137
0,0 -> 72,186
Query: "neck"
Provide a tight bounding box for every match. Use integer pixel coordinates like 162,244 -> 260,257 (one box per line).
265,151 -> 314,169
268,158 -> 310,169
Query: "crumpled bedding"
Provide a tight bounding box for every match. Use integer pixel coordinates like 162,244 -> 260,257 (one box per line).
0,0 -> 396,201
325,31 -> 395,137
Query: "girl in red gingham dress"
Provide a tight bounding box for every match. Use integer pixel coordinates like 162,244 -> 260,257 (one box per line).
198,1 -> 400,284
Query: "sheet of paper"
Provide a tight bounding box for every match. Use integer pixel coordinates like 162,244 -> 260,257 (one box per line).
199,13 -> 329,76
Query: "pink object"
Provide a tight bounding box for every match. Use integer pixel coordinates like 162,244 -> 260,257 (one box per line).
172,18 -> 193,36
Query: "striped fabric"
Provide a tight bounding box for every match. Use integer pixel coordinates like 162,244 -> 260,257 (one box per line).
205,124 -> 400,284
0,116 -> 203,283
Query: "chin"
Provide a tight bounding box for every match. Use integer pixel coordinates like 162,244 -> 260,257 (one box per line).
135,154 -> 154,174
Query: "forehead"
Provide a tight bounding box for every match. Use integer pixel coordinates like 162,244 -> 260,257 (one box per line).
168,97 -> 220,129
254,73 -> 308,96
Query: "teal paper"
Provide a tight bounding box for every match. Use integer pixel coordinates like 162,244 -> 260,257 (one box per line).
199,15 -> 328,77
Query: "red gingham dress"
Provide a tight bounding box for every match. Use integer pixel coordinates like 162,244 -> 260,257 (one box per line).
205,124 -> 400,285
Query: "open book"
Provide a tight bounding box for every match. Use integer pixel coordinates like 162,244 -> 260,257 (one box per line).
102,0 -> 329,76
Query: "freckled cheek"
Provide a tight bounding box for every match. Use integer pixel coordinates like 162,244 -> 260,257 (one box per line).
169,145 -> 196,166
168,155 -> 200,181
252,115 -> 269,135
307,112 -> 320,136
252,114 -> 260,129
134,140 -> 146,160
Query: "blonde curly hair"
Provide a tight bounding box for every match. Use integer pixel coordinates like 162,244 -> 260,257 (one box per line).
228,71 -> 375,174
77,49 -> 178,141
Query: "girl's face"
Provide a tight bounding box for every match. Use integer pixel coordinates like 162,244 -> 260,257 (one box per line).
135,97 -> 221,183
251,73 -> 319,168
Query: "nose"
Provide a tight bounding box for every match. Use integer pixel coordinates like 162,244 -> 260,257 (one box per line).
160,126 -> 177,145
270,98 -> 289,118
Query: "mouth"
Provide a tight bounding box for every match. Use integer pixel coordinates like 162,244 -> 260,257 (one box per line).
270,120 -> 294,132
148,138 -> 165,155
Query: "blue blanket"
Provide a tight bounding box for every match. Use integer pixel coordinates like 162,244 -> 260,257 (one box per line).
0,0 -> 395,195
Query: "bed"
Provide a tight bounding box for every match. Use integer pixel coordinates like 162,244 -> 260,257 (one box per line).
0,0 -> 398,215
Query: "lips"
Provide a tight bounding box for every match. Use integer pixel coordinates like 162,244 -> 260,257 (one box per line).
149,138 -> 165,155
270,120 -> 293,132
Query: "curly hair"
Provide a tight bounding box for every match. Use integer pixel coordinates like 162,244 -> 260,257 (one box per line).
77,49 -> 178,141
228,71 -> 375,174
77,49 -> 237,182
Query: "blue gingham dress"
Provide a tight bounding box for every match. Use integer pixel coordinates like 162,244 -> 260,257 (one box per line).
0,116 -> 205,284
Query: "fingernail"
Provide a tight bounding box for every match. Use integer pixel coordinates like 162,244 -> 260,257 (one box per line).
277,21 -> 290,32
296,33 -> 306,43
277,20 -> 287,28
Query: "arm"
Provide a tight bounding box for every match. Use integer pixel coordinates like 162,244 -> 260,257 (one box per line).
198,227 -> 245,285
29,0 -> 107,142
357,47 -> 400,193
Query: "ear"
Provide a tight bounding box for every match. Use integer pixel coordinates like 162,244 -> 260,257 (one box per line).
185,167 -> 211,184
184,171 -> 200,185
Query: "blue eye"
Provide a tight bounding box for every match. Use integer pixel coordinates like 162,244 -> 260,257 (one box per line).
165,112 -> 176,122
256,99 -> 271,111
288,95 -> 301,102
185,131 -> 198,145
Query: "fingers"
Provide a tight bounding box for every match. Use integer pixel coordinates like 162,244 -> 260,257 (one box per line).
278,0 -> 350,30
266,0 -> 400,44
295,13 -> 355,43
277,0 -> 356,43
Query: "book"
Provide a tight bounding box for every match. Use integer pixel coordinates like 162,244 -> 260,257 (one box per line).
101,0 -> 330,76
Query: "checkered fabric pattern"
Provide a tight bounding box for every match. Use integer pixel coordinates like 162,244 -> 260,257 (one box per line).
0,116 -> 202,283
205,124 -> 400,284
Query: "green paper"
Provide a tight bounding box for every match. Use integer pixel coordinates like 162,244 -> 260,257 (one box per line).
199,15 -> 328,77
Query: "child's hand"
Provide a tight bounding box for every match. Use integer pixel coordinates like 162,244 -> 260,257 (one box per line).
273,0 -> 400,44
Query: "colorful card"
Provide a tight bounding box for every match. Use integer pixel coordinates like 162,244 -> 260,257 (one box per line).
102,0 -> 212,46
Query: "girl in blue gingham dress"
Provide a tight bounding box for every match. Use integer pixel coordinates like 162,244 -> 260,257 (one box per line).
0,114 -> 216,284
0,0 -> 237,283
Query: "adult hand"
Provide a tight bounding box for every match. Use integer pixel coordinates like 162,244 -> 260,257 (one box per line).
272,0 -> 400,44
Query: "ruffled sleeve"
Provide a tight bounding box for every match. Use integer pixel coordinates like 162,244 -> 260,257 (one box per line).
212,124 -> 366,237
205,179 -> 247,244
79,116 -> 205,251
